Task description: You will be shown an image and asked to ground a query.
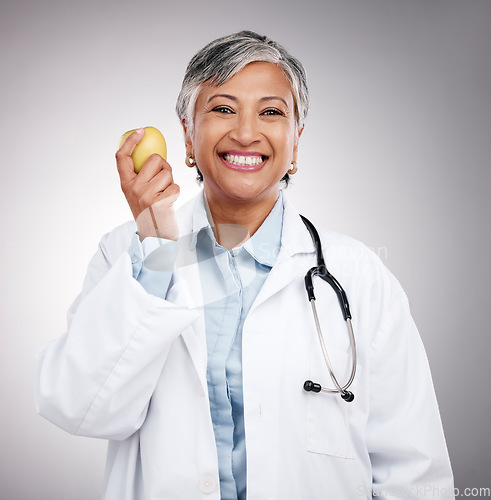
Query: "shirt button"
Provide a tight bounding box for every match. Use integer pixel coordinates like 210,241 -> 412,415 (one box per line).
199,476 -> 217,493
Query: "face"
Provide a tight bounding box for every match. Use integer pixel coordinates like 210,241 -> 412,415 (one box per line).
183,62 -> 302,209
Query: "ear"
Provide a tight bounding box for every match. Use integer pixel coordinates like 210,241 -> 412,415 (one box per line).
293,125 -> 304,162
182,119 -> 194,156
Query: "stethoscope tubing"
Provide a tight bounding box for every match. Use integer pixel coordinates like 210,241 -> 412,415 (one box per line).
301,215 -> 357,402
310,299 -> 357,394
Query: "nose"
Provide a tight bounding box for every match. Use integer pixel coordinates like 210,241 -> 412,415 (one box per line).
228,111 -> 260,146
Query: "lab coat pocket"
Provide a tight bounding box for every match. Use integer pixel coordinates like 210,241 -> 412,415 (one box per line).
306,347 -> 355,459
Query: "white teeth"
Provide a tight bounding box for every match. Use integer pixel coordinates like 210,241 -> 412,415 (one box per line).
224,154 -> 264,166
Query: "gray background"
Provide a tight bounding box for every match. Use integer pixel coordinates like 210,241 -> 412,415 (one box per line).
1,0 -> 490,498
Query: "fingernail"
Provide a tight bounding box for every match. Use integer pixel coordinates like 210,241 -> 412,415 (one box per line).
136,128 -> 145,135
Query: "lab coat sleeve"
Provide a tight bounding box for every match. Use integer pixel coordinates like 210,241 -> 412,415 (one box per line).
129,234 -> 178,300
365,278 -> 454,498
35,225 -> 199,441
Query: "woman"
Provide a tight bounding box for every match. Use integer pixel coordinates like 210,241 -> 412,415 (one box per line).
36,31 -> 454,499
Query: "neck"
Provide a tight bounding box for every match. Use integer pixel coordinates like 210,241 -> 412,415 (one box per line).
204,187 -> 280,250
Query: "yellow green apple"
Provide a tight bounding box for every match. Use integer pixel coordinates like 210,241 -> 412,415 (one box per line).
119,126 -> 167,173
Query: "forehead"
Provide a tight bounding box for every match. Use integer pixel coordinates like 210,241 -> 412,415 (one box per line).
197,62 -> 294,105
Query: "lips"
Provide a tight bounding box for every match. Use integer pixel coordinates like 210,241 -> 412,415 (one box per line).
220,151 -> 268,171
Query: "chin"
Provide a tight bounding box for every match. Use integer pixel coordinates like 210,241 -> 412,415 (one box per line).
227,181 -> 279,203
204,170 -> 282,204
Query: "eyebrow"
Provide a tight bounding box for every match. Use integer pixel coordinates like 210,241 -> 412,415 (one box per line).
207,93 -> 290,108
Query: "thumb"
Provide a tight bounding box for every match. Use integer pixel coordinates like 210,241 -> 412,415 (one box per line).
115,128 -> 145,184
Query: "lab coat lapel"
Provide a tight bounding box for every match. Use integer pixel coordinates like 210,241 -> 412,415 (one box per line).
172,261 -> 208,386
169,191 -> 317,381
166,198 -> 209,386
252,193 -> 316,311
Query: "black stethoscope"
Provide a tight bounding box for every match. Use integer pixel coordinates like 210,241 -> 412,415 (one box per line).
300,216 -> 357,403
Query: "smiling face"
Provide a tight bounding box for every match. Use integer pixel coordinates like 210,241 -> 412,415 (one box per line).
183,62 -> 302,213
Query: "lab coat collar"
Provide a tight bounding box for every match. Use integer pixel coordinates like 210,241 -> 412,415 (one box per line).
180,189 -> 315,259
248,194 -> 317,313
185,190 -> 285,268
279,191 -> 317,259
178,190 -> 315,278
171,189 -> 317,379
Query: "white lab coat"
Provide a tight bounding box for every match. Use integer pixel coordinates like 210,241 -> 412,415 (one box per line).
35,192 -> 454,500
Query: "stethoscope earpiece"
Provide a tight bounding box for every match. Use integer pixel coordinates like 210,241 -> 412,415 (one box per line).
303,380 -> 355,402
303,380 -> 321,393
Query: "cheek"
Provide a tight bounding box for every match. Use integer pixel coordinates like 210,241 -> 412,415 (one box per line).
273,127 -> 296,157
192,132 -> 212,161
193,118 -> 224,157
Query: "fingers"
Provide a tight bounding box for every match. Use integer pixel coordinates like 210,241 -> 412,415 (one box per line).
155,182 -> 180,206
132,157 -> 173,200
124,160 -> 179,220
137,180 -> 180,215
115,128 -> 180,224
135,185 -> 181,241
146,160 -> 174,191
135,153 -> 171,184
115,128 -> 145,184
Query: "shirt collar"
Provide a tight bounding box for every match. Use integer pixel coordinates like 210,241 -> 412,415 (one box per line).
190,191 -> 211,249
189,190 -> 284,268
243,192 -> 283,267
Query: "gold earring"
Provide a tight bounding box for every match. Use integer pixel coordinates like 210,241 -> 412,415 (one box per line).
185,155 -> 196,168
288,161 -> 297,175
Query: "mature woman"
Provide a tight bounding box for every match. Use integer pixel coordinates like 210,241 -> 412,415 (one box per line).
36,31 -> 454,500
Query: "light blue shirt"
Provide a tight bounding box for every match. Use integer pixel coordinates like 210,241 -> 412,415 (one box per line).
129,191 -> 284,500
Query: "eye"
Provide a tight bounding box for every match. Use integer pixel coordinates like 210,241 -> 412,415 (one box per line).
212,106 -> 234,114
261,108 -> 284,116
